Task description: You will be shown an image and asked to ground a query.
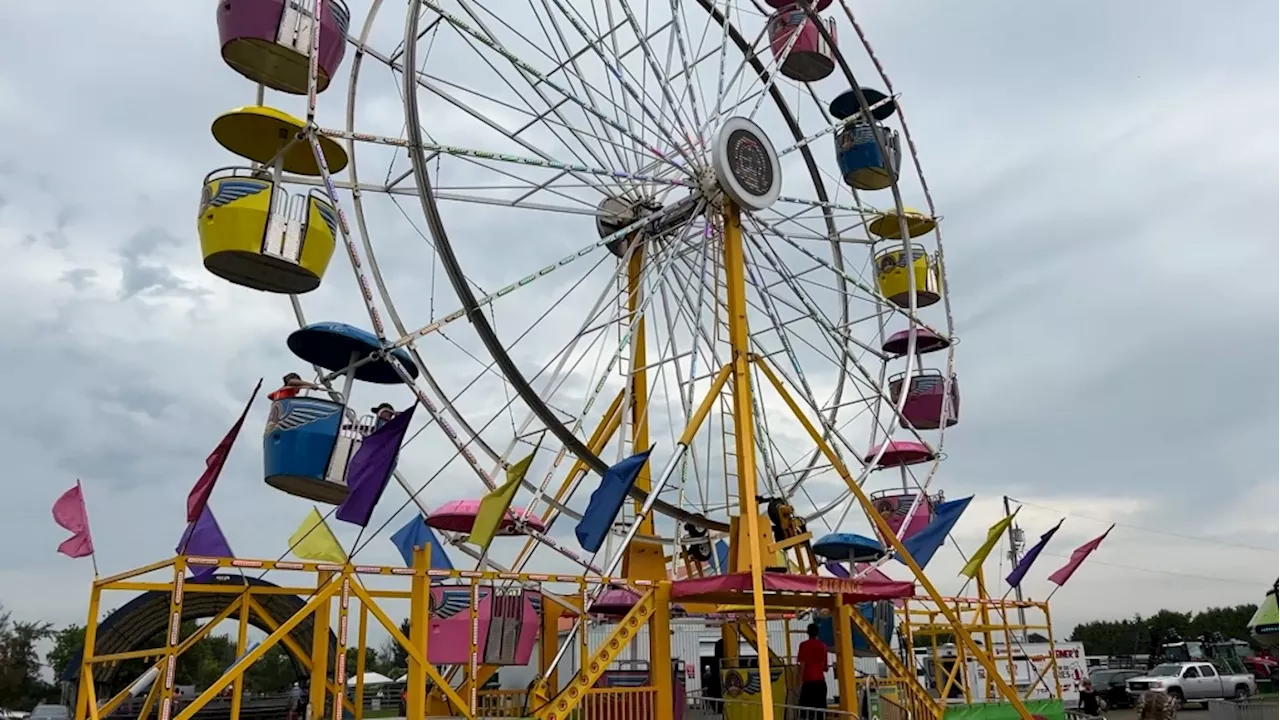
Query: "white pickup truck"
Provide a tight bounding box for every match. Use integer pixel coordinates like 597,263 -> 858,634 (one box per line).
1126,661 -> 1256,708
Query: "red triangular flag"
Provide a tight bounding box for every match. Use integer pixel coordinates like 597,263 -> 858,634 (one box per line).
53,481 -> 94,559
187,379 -> 263,522
1047,525 -> 1114,586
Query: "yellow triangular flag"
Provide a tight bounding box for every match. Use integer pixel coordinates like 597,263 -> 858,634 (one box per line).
467,451 -> 537,551
959,511 -> 1016,579
289,508 -> 348,564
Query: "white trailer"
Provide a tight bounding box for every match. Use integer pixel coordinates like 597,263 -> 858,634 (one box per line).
917,642 -> 1089,708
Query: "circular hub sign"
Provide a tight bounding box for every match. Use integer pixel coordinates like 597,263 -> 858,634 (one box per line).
712,117 -> 782,211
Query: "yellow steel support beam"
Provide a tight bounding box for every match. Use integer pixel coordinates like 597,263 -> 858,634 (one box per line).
354,604 -> 368,720
308,571 -> 333,720
722,199 -> 776,720
651,582 -> 673,717
96,597 -> 245,719
331,577 -> 352,720
833,600 -> 859,717
625,237 -> 652,523
76,585 -> 100,720
158,558 -> 186,720
406,545 -> 428,720
137,670 -> 162,720
536,589 -> 657,720
94,558 -> 177,588
845,598 -> 939,718
230,592 -> 251,720
347,581 -> 471,719
243,597 -> 356,717
173,576 -> 342,720
752,356 -> 1036,720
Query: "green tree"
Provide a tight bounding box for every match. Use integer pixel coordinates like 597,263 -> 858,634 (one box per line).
379,619 -> 411,676
0,605 -> 57,710
46,624 -> 86,680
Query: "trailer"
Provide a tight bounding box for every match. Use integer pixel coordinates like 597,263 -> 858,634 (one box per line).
915,641 -> 1089,708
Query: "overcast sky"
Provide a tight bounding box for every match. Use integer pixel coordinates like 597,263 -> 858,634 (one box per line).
0,0 -> 1275,667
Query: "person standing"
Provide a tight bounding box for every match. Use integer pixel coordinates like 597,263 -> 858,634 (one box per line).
797,623 -> 829,719
1077,679 -> 1101,717
287,682 -> 303,720
1136,690 -> 1177,720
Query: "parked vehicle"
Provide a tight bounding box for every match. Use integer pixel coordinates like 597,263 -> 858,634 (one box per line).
1088,668 -> 1146,709
1126,662 -> 1256,709
27,706 -> 70,720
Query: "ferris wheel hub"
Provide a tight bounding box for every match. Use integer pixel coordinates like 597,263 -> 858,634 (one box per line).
711,116 -> 783,212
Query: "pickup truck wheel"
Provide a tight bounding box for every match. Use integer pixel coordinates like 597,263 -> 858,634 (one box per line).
1168,688 -> 1185,710
1233,685 -> 1250,700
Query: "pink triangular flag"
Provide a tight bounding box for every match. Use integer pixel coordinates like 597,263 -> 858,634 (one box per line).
52,482 -> 94,559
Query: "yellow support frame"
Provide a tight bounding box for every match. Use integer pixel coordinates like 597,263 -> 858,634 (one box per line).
536,588 -> 657,720
752,356 -> 1037,719
901,593 -> 1063,703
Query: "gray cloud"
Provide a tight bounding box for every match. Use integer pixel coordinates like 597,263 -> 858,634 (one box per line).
0,0 -> 1274,658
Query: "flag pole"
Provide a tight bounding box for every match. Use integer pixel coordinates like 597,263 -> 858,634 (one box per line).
79,479 -> 100,577
1003,496 -> 1026,633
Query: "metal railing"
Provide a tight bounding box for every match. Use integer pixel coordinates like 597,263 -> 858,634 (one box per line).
1208,697 -> 1280,720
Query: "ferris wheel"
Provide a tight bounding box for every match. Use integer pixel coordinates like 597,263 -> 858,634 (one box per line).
199,0 -> 961,584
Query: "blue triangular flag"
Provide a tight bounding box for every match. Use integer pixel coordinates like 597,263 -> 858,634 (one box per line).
714,539 -> 730,574
390,515 -> 453,570
895,495 -> 972,570
336,406 -> 416,527
575,448 -> 654,553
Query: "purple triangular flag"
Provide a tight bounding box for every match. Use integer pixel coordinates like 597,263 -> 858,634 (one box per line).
336,406 -> 416,527
177,505 -> 233,581
1006,518 -> 1063,588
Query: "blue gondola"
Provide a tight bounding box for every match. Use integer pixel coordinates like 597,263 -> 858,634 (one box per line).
831,87 -> 902,192
817,600 -> 896,658
812,532 -> 886,563
264,322 -> 415,504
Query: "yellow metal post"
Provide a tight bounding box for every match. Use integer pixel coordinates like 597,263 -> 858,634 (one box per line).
651,582 -> 673,718
231,593 -> 250,720
354,604 -> 368,720
833,600 -> 858,716
625,236 -> 651,516
77,584 -> 102,720
753,357 -> 1036,720
722,199 -> 775,720
331,576 -> 352,720
976,569 -> 997,700
158,557 -> 187,720
173,579 -> 343,720
309,571 -> 333,720
540,602 -> 562,692
406,546 -> 429,720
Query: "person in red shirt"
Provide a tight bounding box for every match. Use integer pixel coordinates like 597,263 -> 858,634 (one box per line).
268,372 -> 320,401
797,623 -> 828,718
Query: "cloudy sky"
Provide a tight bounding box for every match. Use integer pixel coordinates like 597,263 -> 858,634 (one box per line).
0,0 -> 1275,667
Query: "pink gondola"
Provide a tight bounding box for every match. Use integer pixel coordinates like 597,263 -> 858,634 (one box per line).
888,369 -> 960,430
427,586 -> 540,665
217,0 -> 351,95
862,439 -> 936,469
881,327 -> 950,358
425,500 -> 548,536
767,6 -> 837,83
763,0 -> 832,9
869,490 -> 936,542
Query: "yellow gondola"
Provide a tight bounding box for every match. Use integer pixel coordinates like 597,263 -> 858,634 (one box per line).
868,206 -> 937,240
210,105 -> 348,176
873,243 -> 942,309
198,167 -> 338,293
